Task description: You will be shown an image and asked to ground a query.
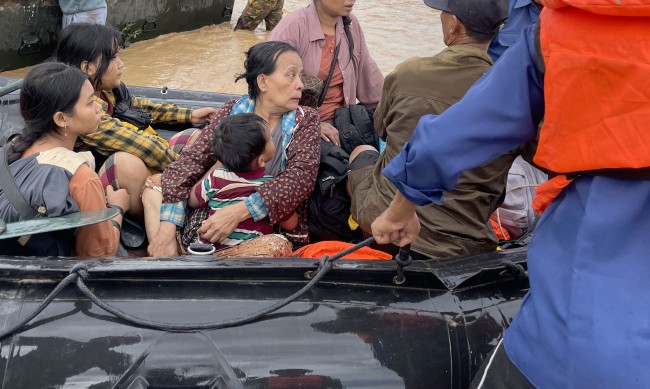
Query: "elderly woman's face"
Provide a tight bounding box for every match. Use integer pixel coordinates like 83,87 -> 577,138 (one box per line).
258,51 -> 304,113
316,0 -> 355,18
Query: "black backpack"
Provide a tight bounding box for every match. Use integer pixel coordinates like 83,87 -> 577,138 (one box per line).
334,104 -> 379,154
307,141 -> 363,242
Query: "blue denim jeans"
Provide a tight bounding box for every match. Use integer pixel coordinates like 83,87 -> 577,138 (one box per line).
62,7 -> 107,29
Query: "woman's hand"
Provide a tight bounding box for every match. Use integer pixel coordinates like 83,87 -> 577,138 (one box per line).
198,202 -> 251,243
371,193 -> 420,247
106,185 -> 131,214
147,221 -> 179,257
190,107 -> 218,124
320,122 -> 340,146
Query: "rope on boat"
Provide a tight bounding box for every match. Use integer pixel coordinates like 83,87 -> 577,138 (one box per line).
0,237 -> 381,338
0,272 -> 79,339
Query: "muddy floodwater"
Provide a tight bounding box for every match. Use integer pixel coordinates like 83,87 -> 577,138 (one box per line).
1,0 -> 446,94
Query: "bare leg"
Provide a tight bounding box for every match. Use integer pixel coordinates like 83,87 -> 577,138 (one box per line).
99,152 -> 149,220
346,145 -> 378,196
142,184 -> 163,242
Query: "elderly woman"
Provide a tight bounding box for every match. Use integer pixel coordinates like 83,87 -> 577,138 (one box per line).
267,0 -> 384,146
146,41 -> 320,256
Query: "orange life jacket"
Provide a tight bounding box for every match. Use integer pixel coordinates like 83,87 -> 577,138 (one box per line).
542,0 -> 650,16
532,1 -> 650,213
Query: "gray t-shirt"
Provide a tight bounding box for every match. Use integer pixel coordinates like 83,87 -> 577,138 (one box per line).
264,121 -> 283,177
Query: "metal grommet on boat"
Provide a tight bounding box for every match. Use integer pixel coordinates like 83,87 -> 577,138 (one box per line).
392,275 -> 406,285
392,245 -> 412,285
161,86 -> 168,94
187,243 -> 216,256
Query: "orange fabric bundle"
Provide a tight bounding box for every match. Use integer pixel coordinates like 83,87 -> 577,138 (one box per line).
532,175 -> 574,214
294,241 -> 393,260
490,218 -> 511,241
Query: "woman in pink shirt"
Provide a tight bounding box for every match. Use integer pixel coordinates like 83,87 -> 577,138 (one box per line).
268,0 -> 383,146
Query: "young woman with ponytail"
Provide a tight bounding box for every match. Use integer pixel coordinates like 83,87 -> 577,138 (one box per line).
0,62 -> 130,256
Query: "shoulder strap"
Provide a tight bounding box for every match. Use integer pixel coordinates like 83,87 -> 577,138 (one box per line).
318,16 -> 354,107
342,16 -> 354,59
0,146 -> 38,219
318,42 -> 342,107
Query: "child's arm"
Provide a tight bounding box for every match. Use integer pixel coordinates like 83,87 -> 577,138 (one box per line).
188,180 -> 203,209
279,212 -> 299,231
189,162 -> 222,209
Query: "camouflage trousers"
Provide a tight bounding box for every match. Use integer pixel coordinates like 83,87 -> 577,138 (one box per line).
234,0 -> 284,31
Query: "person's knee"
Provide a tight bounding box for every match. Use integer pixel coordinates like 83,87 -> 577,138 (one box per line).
106,152 -> 150,217
169,128 -> 199,154
347,161 -> 379,228
349,145 -> 378,164
113,152 -> 150,185
346,147 -> 378,197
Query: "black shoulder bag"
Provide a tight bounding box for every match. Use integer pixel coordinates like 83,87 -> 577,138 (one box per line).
112,83 -> 153,130
307,141 -> 363,242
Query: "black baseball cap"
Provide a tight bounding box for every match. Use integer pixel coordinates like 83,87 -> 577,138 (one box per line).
424,0 -> 509,34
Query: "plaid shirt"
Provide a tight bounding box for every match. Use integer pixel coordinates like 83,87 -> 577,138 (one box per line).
79,90 -> 192,172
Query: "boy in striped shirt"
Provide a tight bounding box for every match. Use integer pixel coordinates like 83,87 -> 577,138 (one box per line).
189,114 -> 298,249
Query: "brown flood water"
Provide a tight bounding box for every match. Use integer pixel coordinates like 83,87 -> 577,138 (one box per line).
1,0 -> 446,94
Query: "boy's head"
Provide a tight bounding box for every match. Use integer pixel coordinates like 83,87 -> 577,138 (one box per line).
212,113 -> 272,172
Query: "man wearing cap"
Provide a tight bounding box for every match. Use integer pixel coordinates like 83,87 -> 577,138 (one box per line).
346,0 -> 514,259
371,0 -> 650,387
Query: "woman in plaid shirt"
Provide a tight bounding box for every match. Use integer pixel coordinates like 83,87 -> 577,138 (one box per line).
55,23 -> 216,220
